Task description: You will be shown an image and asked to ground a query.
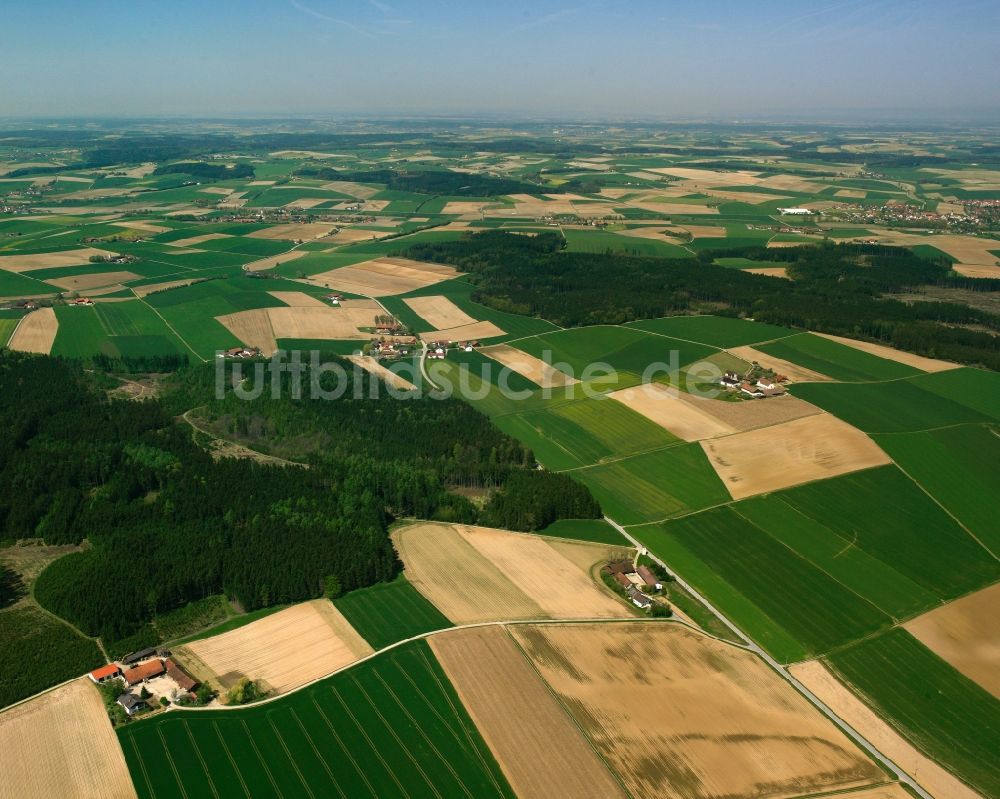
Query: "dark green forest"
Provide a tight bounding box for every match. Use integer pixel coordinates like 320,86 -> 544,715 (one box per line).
404,232 -> 1000,370
0,353 -> 598,654
153,161 -> 255,180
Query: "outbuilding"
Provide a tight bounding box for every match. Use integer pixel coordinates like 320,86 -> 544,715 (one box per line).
116,693 -> 147,717
88,664 -> 122,683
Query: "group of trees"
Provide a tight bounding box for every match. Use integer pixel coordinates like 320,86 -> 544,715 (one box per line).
1,352 -> 600,651
404,231 -> 1000,370
153,161 -> 255,180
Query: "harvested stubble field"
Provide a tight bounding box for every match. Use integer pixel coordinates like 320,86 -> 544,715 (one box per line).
243,249 -> 307,272
700,412 -> 891,499
7,307 -> 58,354
120,641 -> 514,799
789,660 -> 983,799
0,677 -> 137,799
429,626 -> 627,799
903,582 -> 1000,699
420,320 -> 505,342
479,343 -> 578,388
608,383 -> 738,441
813,332 -> 958,372
321,227 -> 393,244
0,248 -> 118,272
217,301 -> 379,353
45,270 -> 140,291
176,599 -> 373,695
346,355 -> 417,390
404,294 -> 477,329
726,345 -> 833,382
511,622 -> 884,799
165,233 -> 232,247
306,256 -> 460,296
245,222 -> 336,240
392,522 -> 632,624
267,290 -> 328,307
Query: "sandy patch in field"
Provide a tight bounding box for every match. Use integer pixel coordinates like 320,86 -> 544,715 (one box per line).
617,225 -> 687,244
420,320 -> 505,342
767,240 -> 814,249
284,198 -> 328,209
118,163 -> 157,178
247,180 -> 275,186
745,266 -> 791,278
345,355 -> 417,390
790,661 -> 983,799
245,222 -> 336,240
198,186 -> 233,196
243,249 -> 307,272
755,174 -> 828,193
648,166 -> 762,185
8,308 -> 58,354
0,677 -> 137,799
480,344 -> 578,388
393,523 -> 626,623
269,150 -> 353,159
610,383 -> 736,441
165,207 -> 214,217
683,224 -> 727,238
320,227 -> 393,245
937,201 -> 966,215
429,626 -> 626,799
305,256 -> 459,297
0,248 -> 118,273
46,270 -> 140,291
514,623 -> 882,799
817,787 -> 913,799
166,233 -> 232,247
216,308 -> 277,354
59,188 -> 138,200
903,582 -> 1000,699
320,180 -> 379,199
814,332 -> 959,373
331,199 -> 391,213
267,290 -> 328,307
836,189 -> 867,199
701,413 -> 890,500
131,279 -> 200,298
404,295 -> 477,329
177,600 -> 372,695
110,220 -> 171,234
727,345 -> 833,383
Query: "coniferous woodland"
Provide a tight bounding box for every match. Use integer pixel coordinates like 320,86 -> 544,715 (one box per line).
405,232 -> 1000,370
0,353 -> 599,652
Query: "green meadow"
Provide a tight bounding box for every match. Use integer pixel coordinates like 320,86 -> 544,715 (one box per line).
756,332 -> 923,381
333,575 -> 452,650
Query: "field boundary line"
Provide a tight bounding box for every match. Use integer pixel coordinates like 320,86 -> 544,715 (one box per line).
289,708 -> 347,799
239,718 -> 285,798
126,731 -> 157,799
134,295 -> 206,362
211,721 -> 251,799
182,719 -> 221,799
265,713 -> 317,799
155,726 -> 190,799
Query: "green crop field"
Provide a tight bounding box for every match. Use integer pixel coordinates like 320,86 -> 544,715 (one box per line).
912,367 -> 1000,422
826,629 -> 1000,798
535,518 -> 628,545
0,318 -> 18,347
756,333 -> 923,381
561,228 -> 692,258
516,326 -> 716,390
119,641 -> 514,799
332,575 -> 452,650
445,348 -> 539,393
874,424 -> 1000,553
574,443 -> 730,525
625,314 -> 793,348
49,302 -> 188,359
790,374 -> 993,433
0,269 -> 50,297
646,507 -> 892,660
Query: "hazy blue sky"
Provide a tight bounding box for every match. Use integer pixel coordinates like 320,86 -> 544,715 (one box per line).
2,0 -> 998,119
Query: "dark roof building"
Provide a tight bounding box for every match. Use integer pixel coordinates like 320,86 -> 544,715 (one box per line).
123,659 -> 165,686
121,647 -> 157,665
117,693 -> 146,716
165,659 -> 198,693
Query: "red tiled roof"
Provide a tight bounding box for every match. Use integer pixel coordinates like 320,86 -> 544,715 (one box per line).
90,663 -> 121,680
122,659 -> 165,685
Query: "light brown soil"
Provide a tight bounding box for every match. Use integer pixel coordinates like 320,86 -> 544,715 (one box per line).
790,660 -> 984,799
814,332 -> 959,372
110,221 -> 171,233
267,290 -> 329,307
8,308 -> 58,354
816,786 -> 912,799
197,187 -> 234,196
267,305 -> 376,340
0,678 -> 137,799
305,257 -> 459,296
245,222 -> 336,240
177,600 -> 372,696
131,279 -> 200,298
727,345 -> 833,382
330,199 -> 390,213
404,295 -> 477,329
420,320 -> 506,342
0,248 -> 118,273
836,189 -> 868,199
429,626 -> 627,799
648,167 -> 762,185
45,271 -> 140,291
513,623 -> 883,799
320,180 -> 379,199
953,264 -> 1000,279
609,383 -> 738,441
346,355 -> 417,391
284,198 -> 328,209
165,233 -> 233,247
701,413 -> 890,500
457,525 -> 631,620
441,201 -> 496,215
215,308 -> 278,354
683,224 -> 728,237
243,249 -> 307,272
744,266 -> 790,278
479,344 -> 579,387
321,227 -> 392,244
903,582 -> 1000,699
625,200 -> 721,215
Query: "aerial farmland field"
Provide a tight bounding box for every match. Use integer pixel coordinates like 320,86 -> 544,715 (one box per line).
119,641 -> 515,799
755,332 -> 924,382
625,314 -> 794,348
